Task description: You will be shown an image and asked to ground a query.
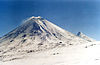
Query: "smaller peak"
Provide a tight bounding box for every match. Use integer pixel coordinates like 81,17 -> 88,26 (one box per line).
77,32 -> 83,36
77,32 -> 95,42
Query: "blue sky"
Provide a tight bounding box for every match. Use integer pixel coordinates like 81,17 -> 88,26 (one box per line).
0,0 -> 100,40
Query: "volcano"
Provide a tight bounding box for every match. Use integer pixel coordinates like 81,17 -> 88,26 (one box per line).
0,16 -> 93,62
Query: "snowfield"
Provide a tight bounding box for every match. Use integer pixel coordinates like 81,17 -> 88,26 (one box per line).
0,41 -> 100,65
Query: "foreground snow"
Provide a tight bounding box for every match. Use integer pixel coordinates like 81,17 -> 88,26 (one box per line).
0,41 -> 100,65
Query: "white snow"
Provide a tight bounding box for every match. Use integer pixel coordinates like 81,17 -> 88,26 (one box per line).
0,41 -> 100,65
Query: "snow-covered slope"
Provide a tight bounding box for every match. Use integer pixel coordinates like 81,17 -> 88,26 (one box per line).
77,32 -> 95,42
0,16 -> 90,62
0,41 -> 100,65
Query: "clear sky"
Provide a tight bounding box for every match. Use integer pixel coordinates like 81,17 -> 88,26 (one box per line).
0,0 -> 100,40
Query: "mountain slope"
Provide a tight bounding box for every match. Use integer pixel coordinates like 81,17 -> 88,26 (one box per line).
0,16 -> 89,61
